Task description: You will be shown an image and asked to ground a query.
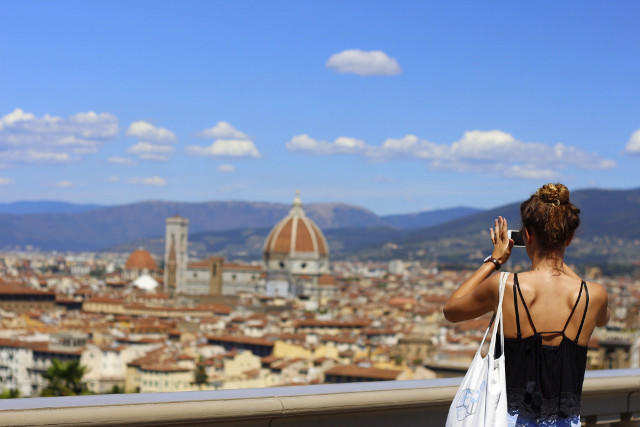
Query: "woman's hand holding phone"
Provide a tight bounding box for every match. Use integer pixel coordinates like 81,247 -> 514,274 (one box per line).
489,216 -> 514,265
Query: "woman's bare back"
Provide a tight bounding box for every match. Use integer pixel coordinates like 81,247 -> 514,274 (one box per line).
501,268 -> 608,347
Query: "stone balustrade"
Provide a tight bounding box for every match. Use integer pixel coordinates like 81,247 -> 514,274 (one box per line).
0,369 -> 638,426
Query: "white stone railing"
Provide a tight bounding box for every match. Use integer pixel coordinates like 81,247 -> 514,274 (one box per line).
0,369 -> 638,426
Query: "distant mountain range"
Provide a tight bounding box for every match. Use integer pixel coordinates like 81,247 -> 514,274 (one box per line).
2,189 -> 639,267
112,188 -> 640,267
0,200 -> 480,252
0,201 -> 102,214
355,187 -> 640,266
381,207 -> 482,229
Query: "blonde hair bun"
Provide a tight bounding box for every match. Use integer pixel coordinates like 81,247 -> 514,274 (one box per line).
536,183 -> 570,205
521,183 -> 580,250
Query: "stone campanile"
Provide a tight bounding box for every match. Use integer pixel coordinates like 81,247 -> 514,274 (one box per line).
164,216 -> 189,296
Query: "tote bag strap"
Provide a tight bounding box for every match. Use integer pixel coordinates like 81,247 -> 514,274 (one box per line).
488,271 -> 508,358
476,272 -> 508,354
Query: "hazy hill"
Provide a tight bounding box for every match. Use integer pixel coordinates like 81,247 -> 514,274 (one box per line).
355,187 -> 640,265
381,207 -> 482,229
394,187 -> 640,242
4,188 -> 637,263
0,201 -> 102,214
0,201 -> 384,251
0,199 -> 485,252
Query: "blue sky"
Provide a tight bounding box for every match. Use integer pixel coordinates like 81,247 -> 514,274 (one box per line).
1,1 -> 639,214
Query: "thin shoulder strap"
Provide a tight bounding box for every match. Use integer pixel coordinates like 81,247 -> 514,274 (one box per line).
513,276 -> 522,339
575,281 -> 590,343
514,273 -> 537,334
561,279 -> 584,334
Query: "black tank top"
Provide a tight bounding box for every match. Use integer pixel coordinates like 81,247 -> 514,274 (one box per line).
502,273 -> 589,426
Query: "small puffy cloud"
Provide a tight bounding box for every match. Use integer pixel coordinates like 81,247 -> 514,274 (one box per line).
187,139 -> 261,158
0,177 -> 14,185
326,49 -> 401,76
129,176 -> 166,186
108,156 -> 136,165
127,142 -> 174,161
126,121 -> 176,142
190,122 -> 259,159
199,121 -> 248,139
217,164 -> 235,173
286,134 -> 369,155
55,180 -> 73,188
0,108 -> 119,166
624,129 -> 640,155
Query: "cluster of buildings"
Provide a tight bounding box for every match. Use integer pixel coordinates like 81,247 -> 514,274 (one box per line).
0,192 -> 639,397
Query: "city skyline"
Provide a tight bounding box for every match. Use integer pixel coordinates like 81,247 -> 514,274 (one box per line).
1,1 -> 639,214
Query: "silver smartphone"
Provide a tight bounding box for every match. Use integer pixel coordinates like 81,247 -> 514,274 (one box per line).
508,229 -> 525,247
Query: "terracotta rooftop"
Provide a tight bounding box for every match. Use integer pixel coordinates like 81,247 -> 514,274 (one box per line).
85,296 -> 124,304
0,282 -> 54,296
125,249 -> 157,271
224,263 -> 263,271
324,364 -> 401,381
318,274 -> 337,286
294,319 -> 371,328
206,334 -> 275,347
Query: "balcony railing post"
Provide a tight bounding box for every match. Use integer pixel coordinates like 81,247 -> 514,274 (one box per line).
585,415 -> 598,426
612,412 -> 639,426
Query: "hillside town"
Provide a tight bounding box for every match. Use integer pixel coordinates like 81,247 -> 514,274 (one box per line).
1,193 -> 639,398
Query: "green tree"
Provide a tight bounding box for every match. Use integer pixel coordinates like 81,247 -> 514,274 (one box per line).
41,359 -> 87,397
193,358 -> 208,387
0,388 -> 20,399
109,385 -> 124,394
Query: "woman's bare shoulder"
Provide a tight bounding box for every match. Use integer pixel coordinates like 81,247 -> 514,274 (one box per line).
585,280 -> 608,306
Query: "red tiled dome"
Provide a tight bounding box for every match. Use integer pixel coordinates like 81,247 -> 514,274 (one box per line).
264,192 -> 329,257
125,249 -> 157,271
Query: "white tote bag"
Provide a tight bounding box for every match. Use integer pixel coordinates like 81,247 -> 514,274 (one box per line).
445,271 -> 509,427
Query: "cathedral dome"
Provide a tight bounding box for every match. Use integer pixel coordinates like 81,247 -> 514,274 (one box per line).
125,249 -> 157,271
264,191 -> 329,259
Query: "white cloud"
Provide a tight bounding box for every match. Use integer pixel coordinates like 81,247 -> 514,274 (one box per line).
625,129 -> 640,155
126,121 -> 176,142
190,122 -> 260,159
187,139 -> 261,158
55,180 -> 73,188
380,134 -> 447,159
0,150 -> 71,165
504,165 -> 557,180
288,129 -> 615,179
108,175 -> 120,182
286,134 -> 370,155
326,49 -> 401,76
0,108 -> 118,166
217,164 -> 235,173
0,178 -> 14,185
127,142 -> 174,161
199,121 -> 248,139
129,176 -> 167,186
108,156 -> 136,165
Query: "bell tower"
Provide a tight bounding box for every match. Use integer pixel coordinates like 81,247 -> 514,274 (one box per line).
164,216 -> 189,296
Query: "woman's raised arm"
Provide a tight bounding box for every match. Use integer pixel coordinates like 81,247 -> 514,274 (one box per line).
443,216 -> 513,322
